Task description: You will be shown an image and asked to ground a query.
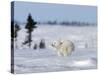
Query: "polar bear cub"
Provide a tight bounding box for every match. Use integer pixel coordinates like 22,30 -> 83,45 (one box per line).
51,40 -> 74,56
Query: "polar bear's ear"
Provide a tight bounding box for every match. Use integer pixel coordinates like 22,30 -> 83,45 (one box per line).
57,39 -> 63,45
51,41 -> 56,47
59,41 -> 63,45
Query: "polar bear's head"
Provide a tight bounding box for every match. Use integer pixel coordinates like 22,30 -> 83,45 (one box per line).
51,40 -> 63,48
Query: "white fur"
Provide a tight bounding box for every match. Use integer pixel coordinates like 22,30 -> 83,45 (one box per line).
51,40 -> 74,56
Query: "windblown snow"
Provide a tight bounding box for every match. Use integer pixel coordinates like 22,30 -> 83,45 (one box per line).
13,25 -> 97,74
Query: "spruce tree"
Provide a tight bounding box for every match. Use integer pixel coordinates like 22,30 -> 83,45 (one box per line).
25,14 -> 37,47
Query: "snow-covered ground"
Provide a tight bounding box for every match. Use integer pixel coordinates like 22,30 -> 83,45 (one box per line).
14,25 -> 97,74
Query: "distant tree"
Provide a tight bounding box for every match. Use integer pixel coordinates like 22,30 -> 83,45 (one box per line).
14,23 -> 20,48
33,43 -> 38,50
47,20 -> 57,25
24,13 -> 37,47
14,23 -> 20,38
11,21 -> 20,49
39,39 -> 46,49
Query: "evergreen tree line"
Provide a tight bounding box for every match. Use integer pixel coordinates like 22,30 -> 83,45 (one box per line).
11,13 -> 46,49
38,21 -> 95,26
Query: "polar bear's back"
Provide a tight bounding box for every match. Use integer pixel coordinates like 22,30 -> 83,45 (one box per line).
60,40 -> 74,48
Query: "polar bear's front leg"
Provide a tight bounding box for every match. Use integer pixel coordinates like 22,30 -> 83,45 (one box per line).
62,50 -> 70,56
57,51 -> 63,56
63,53 -> 67,56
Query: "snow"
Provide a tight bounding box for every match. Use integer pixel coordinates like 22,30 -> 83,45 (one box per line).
13,25 -> 97,74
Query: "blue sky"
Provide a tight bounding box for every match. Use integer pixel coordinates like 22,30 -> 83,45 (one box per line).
13,1 -> 97,23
